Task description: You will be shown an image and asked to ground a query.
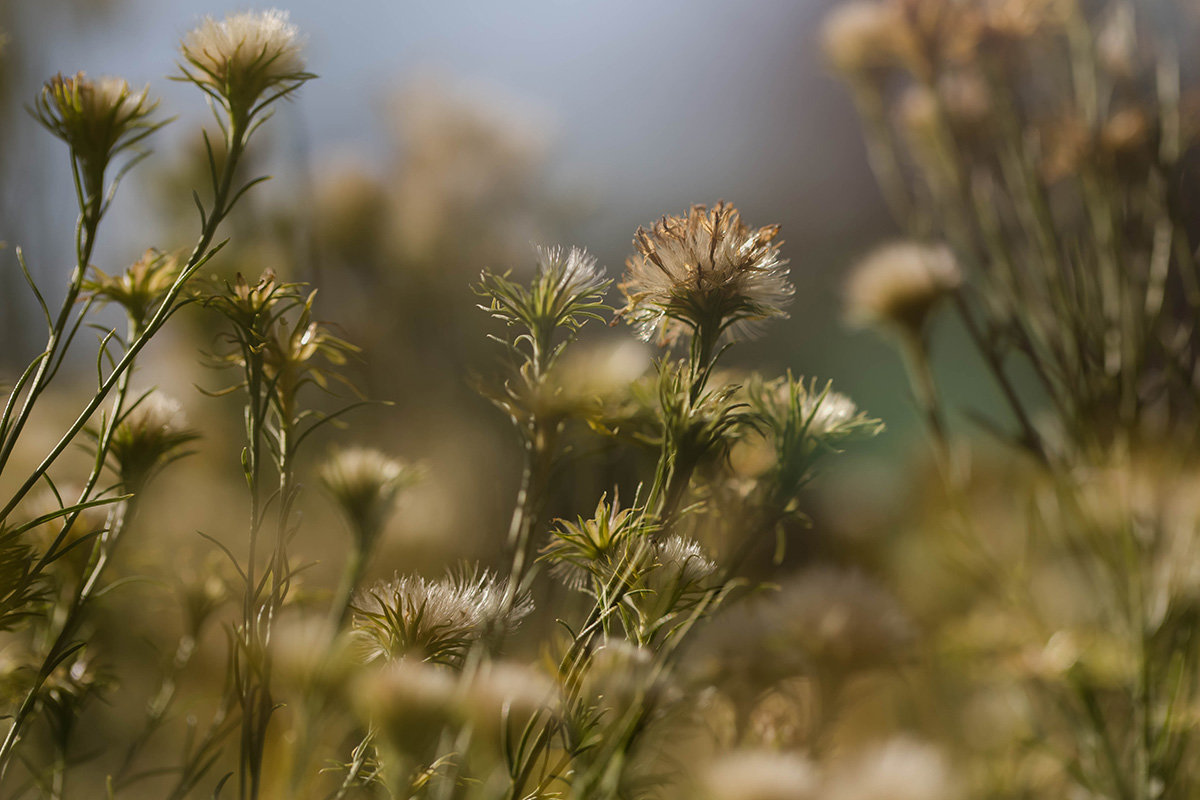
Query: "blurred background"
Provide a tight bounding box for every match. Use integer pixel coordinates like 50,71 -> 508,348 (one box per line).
0,0 -> 981,584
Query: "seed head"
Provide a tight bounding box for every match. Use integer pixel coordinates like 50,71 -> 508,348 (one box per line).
352,568 -> 532,666
180,9 -> 310,123
320,447 -> 420,551
33,73 -> 159,200
844,241 -> 962,337
618,202 -> 793,346
108,393 -> 198,494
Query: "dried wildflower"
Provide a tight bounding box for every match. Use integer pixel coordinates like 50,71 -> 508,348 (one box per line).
107,392 -> 198,494
743,374 -> 882,513
32,72 -> 160,201
352,568 -> 532,666
478,244 -> 610,362
651,535 -> 716,591
542,495 -> 655,592
824,738 -> 958,800
203,270 -> 289,332
618,202 -> 793,349
179,9 -> 310,124
320,447 -> 420,552
768,567 -> 914,676
83,249 -> 180,331
749,374 -> 883,447
701,749 -> 819,800
819,1 -> 911,77
844,241 -> 962,337
204,271 -> 358,418
634,535 -> 719,630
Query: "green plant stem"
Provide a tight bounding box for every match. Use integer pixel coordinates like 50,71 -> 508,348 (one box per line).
0,208 -> 99,478
0,117 -> 249,528
899,332 -> 951,475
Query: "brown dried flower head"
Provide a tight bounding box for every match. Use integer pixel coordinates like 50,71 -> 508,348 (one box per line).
618,202 -> 793,347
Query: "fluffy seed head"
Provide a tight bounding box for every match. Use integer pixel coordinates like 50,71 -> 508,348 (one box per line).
34,73 -> 158,196
618,202 -> 793,346
651,535 -> 717,591
352,568 -> 532,666
844,241 -> 962,336
180,9 -> 308,120
108,393 -> 198,494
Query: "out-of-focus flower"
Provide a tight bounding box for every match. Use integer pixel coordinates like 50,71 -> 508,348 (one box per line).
701,749 -> 819,800
618,202 -> 793,347
819,1 -> 911,78
844,241 -> 962,338
320,447 -> 421,551
180,9 -> 310,123
83,249 -> 180,331
108,392 -> 198,494
352,568 -> 531,666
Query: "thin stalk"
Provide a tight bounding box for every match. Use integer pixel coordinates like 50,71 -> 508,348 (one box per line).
0,159 -> 103,478
0,117 -> 250,526
899,332 -> 951,476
